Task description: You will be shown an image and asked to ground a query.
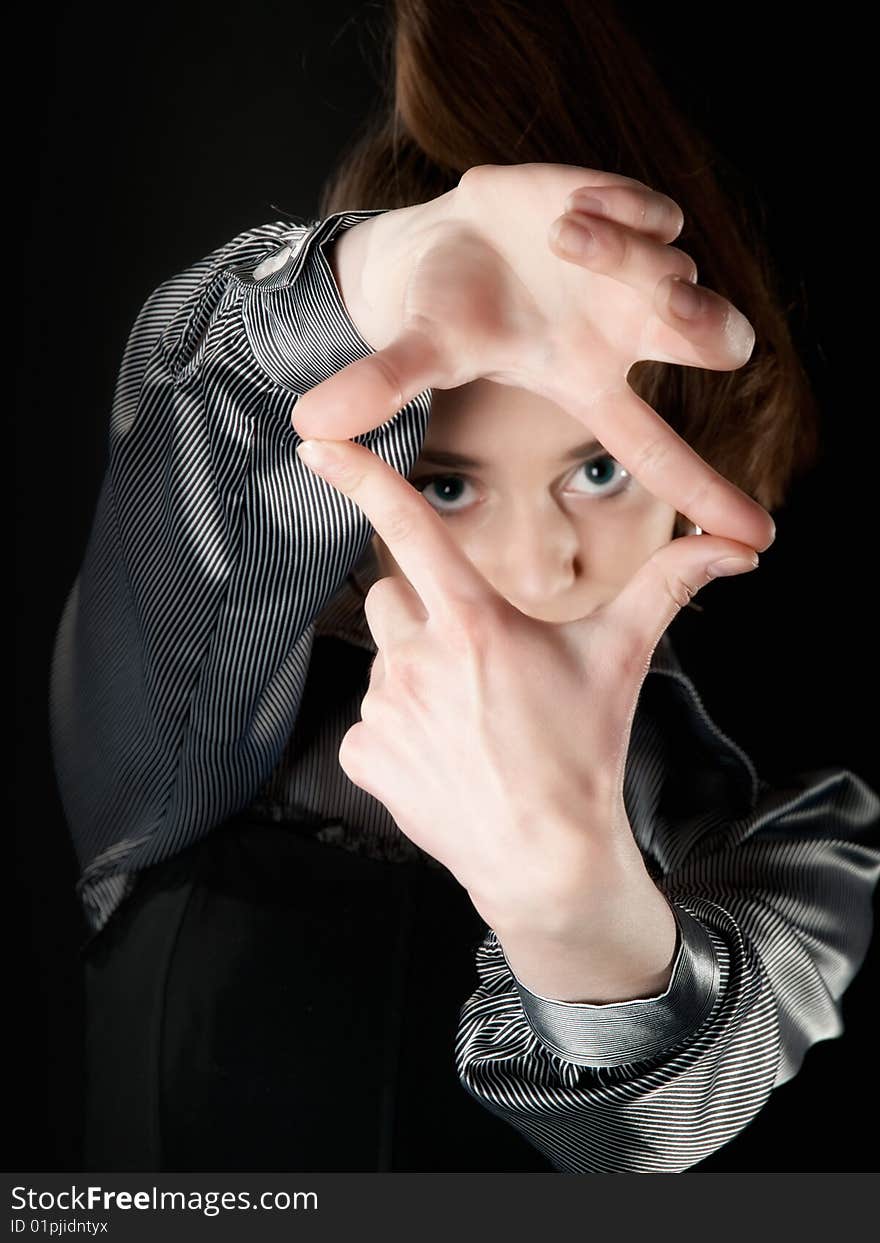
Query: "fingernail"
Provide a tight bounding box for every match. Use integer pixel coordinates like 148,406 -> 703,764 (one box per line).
296,438 -> 346,475
668,275 -> 705,319
565,193 -> 607,217
551,217 -> 597,259
707,554 -> 759,578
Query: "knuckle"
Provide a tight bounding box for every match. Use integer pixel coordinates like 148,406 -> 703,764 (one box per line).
635,187 -> 650,227
359,686 -> 397,729
450,594 -> 494,636
611,221 -> 630,270
630,434 -> 674,481
678,472 -> 714,521
330,458 -> 362,488
443,598 -> 499,661
363,581 -> 383,612
364,576 -> 396,613
457,164 -> 489,196
666,571 -> 699,611
382,504 -> 415,547
338,721 -> 368,776
366,350 -> 404,415
357,689 -> 378,723
664,243 -> 698,283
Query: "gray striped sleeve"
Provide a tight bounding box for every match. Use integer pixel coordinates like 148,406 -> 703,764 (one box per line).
49,209 -> 432,939
455,762 -> 880,1173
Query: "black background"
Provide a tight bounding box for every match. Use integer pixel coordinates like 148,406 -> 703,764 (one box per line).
14,1 -> 878,1172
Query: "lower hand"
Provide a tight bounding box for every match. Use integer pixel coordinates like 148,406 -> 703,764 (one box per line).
295,430 -> 759,955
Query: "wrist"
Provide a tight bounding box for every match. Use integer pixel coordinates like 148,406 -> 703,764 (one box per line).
484,825 -> 680,1004
495,893 -> 679,1004
327,216 -> 385,352
326,193 -> 453,355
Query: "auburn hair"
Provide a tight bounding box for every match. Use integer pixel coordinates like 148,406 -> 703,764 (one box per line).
318,0 -> 822,532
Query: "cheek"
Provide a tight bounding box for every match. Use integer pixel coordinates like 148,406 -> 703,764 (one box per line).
585,503 -> 677,583
618,494 -> 677,544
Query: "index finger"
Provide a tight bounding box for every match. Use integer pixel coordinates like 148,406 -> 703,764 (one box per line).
295,436 -> 495,618
541,368 -> 776,552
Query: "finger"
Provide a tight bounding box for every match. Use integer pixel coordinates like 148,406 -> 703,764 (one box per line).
590,533 -> 760,670
646,273 -> 756,371
475,161 -> 682,228
363,574 -> 427,650
295,436 -> 496,617
290,322 -> 441,441
550,212 -> 754,373
337,720 -> 414,837
542,374 -> 776,552
550,201 -> 757,373
561,184 -> 685,243
549,211 -> 697,290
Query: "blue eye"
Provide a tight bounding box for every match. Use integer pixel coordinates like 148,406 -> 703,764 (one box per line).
411,453 -> 632,515
412,474 -> 477,513
567,453 -> 631,498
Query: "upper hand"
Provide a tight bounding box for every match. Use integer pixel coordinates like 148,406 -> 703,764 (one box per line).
292,161 -> 775,553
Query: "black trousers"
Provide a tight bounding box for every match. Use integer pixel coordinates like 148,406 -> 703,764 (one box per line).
81,812 -> 556,1172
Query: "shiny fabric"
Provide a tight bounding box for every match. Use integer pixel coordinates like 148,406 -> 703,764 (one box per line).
52,209 -> 880,1172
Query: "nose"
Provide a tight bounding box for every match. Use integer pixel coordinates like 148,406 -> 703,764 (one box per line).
490,498 -> 581,610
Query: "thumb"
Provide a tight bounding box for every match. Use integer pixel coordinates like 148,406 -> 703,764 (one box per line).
595,534 -> 759,657
290,323 -> 442,441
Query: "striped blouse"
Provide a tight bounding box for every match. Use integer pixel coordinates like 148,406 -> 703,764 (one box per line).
48,207 -> 880,1173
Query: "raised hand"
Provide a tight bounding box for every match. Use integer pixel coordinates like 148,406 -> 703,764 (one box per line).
294,433 -> 758,1003
292,162 -> 775,553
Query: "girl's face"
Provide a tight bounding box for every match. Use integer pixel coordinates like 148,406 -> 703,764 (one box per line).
371,379 -> 678,625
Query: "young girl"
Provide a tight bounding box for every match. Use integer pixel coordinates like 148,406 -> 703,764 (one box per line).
49,0 -> 879,1173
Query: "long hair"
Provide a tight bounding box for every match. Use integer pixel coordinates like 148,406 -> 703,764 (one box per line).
318,0 -> 822,532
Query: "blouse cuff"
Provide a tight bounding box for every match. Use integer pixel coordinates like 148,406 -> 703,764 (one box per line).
234,208 -> 390,396
499,901 -> 721,1068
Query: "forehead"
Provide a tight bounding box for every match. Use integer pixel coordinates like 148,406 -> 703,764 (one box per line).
425,380 -> 600,462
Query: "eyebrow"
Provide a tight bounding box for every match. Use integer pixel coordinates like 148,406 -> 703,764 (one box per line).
416,438 -> 604,469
